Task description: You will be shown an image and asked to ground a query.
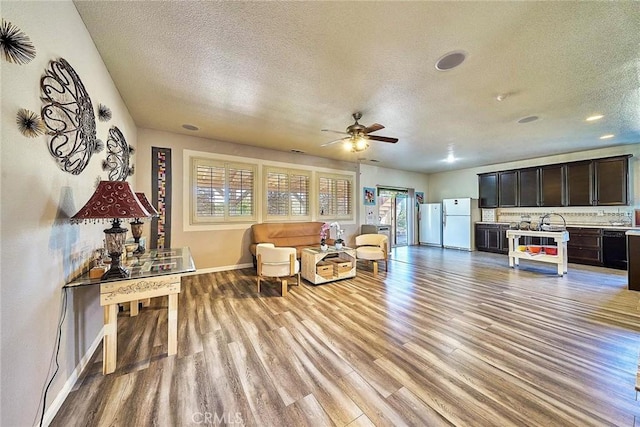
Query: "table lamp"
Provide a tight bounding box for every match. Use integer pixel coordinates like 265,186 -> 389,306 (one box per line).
71,181 -> 151,280
130,192 -> 159,254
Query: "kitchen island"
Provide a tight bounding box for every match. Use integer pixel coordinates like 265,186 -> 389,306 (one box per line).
506,229 -> 570,276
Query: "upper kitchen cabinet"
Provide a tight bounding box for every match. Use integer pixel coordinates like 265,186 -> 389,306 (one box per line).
518,168 -> 539,207
498,171 -> 518,207
540,164 -> 565,207
476,154 -> 632,208
594,155 -> 630,205
478,173 -> 498,208
566,160 -> 593,206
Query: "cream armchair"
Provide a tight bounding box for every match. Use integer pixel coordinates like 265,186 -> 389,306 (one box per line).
355,234 -> 389,276
256,243 -> 300,296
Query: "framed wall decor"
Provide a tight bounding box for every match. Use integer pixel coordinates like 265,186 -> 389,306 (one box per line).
363,187 -> 376,205
151,147 -> 172,249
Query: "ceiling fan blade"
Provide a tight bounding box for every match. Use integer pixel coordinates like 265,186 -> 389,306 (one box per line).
364,123 -> 384,134
321,129 -> 350,135
368,135 -> 398,143
321,137 -> 349,147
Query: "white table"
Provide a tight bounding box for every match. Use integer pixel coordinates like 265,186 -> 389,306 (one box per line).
506,230 -> 570,276
66,247 -> 195,374
301,247 -> 356,285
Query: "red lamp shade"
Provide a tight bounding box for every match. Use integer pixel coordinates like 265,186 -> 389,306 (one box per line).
135,192 -> 159,217
71,181 -> 151,280
129,192 -> 158,255
71,181 -> 151,222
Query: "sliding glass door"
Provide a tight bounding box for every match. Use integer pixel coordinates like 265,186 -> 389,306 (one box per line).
378,188 -> 408,247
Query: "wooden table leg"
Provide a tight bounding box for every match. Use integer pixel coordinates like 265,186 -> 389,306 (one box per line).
130,300 -> 139,316
508,236 -> 515,267
168,293 -> 178,356
103,304 -> 118,374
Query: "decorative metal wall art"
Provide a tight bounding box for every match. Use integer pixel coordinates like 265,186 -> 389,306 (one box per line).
16,108 -> 45,137
102,126 -> 134,181
0,19 -> 36,65
41,58 -> 98,175
98,104 -> 112,122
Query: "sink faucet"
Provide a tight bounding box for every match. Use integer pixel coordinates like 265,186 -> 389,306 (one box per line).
539,213 -> 566,231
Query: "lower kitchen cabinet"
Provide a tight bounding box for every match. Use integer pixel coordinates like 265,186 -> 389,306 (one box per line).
566,227 -> 603,266
476,223 -> 510,254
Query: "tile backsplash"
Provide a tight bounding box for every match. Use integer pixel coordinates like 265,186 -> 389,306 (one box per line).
496,207 -> 635,226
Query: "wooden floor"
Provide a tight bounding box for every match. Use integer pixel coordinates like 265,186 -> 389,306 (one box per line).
52,246 -> 640,426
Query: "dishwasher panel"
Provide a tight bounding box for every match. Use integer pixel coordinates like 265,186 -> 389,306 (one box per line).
602,230 -> 627,270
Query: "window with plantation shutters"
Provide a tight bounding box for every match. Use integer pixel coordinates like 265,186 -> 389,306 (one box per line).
264,167 -> 310,220
192,158 -> 256,223
318,173 -> 353,220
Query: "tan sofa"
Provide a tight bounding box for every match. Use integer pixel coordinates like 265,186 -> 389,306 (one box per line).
250,222 -> 327,262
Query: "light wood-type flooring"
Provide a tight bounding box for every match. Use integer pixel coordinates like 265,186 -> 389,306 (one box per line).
52,246 -> 640,426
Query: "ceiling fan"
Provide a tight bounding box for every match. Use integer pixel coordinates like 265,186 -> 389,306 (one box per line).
321,112 -> 398,152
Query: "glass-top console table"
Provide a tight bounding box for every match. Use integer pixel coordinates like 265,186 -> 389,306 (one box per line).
66,247 -> 196,374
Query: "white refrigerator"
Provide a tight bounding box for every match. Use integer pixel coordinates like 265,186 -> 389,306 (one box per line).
419,203 -> 442,246
442,198 -> 480,251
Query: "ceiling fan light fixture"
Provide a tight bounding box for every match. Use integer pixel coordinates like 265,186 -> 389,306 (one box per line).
343,136 -> 369,152
354,136 -> 369,151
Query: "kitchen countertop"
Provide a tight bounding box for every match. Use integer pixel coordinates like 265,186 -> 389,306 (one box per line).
475,221 -> 638,230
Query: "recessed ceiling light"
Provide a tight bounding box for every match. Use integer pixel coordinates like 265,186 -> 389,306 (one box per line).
435,51 -> 467,71
586,114 -> 604,122
599,134 -> 615,139
517,115 -> 539,124
182,124 -> 199,131
445,153 -> 456,163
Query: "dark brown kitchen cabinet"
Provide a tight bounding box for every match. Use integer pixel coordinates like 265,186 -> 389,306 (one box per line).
476,223 -> 510,254
540,164 -> 565,207
566,160 -> 593,206
499,171 -> 518,207
478,154 -> 631,208
518,168 -> 539,207
478,173 -> 498,208
594,156 -> 629,205
628,233 -> 640,291
566,227 -> 602,266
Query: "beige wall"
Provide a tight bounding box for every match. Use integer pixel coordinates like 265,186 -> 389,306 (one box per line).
135,129 -> 432,268
135,128 -> 359,270
427,144 -> 640,206
0,2 -> 136,425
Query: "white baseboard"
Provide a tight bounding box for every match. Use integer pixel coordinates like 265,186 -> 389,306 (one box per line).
192,263 -> 254,275
41,327 -> 104,427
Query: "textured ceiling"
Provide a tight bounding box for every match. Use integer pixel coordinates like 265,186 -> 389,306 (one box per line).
74,1 -> 640,174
